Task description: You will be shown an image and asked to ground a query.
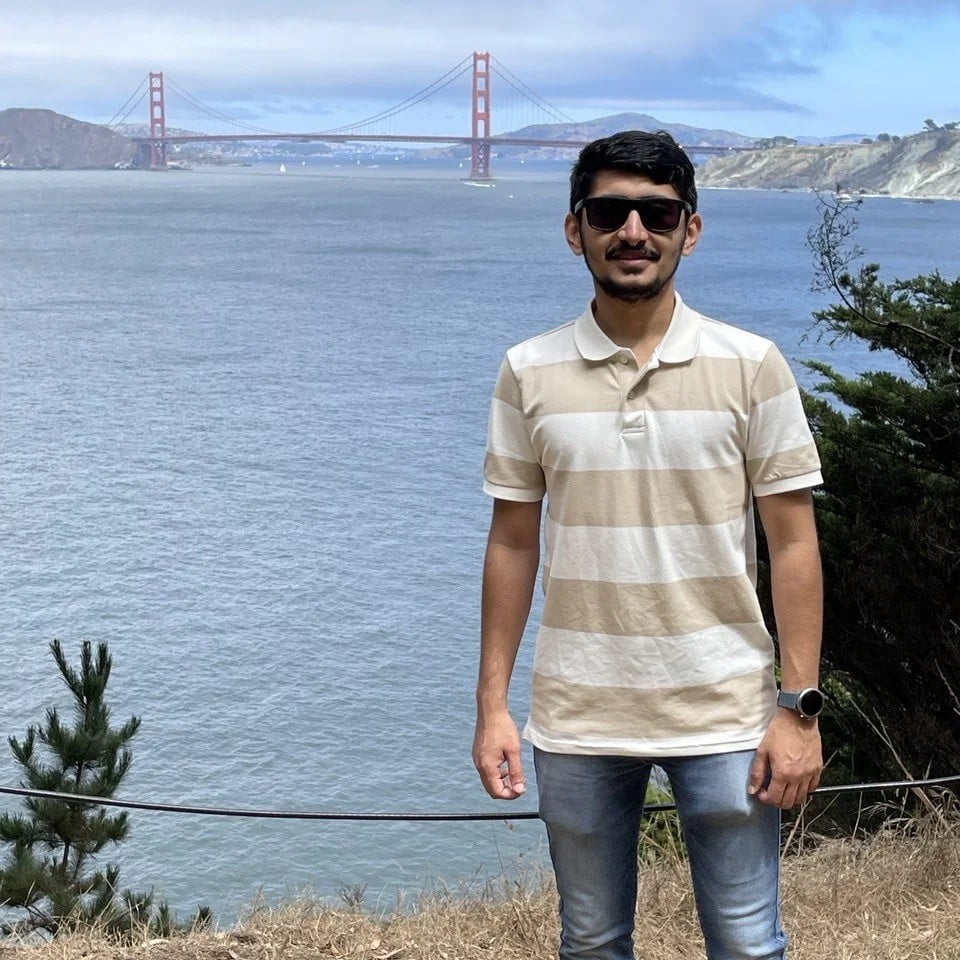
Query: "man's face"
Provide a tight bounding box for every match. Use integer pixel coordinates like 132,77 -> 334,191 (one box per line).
564,171 -> 702,303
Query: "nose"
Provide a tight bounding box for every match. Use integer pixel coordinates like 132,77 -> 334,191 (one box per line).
618,209 -> 649,243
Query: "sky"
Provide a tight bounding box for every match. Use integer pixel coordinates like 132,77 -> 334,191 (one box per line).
2,1 -> 960,140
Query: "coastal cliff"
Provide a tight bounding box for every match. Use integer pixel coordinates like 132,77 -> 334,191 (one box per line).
0,108 -> 137,170
699,129 -> 960,197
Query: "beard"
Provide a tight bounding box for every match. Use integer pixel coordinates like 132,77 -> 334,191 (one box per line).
583,244 -> 683,303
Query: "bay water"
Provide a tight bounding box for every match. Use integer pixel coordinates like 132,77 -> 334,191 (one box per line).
1,161 -> 957,923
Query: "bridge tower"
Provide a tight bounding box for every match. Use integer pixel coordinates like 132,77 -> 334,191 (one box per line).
149,71 -> 167,170
470,51 -> 491,181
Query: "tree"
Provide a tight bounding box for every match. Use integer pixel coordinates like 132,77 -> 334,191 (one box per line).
923,118 -> 940,131
755,135 -> 798,150
876,133 -> 891,143
0,641 -> 210,939
781,195 -> 960,794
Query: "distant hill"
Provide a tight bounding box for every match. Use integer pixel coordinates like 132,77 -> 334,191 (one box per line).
0,108 -> 137,169
795,133 -> 871,145
501,112 -> 755,148
699,129 -> 960,197
421,112 -> 756,161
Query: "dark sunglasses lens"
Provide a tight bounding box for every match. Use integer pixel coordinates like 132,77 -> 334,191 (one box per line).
585,198 -> 632,231
584,197 -> 684,233
640,199 -> 683,232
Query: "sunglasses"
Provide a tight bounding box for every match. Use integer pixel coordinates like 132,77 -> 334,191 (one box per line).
573,195 -> 693,234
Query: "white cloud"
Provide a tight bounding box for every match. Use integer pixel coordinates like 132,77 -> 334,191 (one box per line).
1,1 -> 958,134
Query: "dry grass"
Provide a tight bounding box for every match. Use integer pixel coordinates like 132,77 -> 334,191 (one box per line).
1,819 -> 958,960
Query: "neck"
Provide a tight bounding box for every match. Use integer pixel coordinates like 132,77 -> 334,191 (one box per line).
592,283 -> 677,352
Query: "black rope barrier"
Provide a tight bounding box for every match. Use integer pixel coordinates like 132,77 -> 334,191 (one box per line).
0,774 -> 957,822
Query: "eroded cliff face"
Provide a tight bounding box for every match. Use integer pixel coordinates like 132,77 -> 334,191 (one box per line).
0,108 -> 138,170
699,130 -> 960,197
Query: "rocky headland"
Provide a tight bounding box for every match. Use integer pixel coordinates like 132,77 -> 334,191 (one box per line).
0,108 -> 137,169
699,129 -> 960,198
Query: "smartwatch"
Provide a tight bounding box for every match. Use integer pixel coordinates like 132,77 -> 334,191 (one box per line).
777,687 -> 825,719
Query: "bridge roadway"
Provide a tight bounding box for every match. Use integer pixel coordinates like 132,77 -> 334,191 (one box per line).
129,133 -> 754,155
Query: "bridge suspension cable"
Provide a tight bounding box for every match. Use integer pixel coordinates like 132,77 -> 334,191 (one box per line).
106,75 -> 149,128
490,57 -> 574,125
321,54 -> 475,134
163,76 -> 282,135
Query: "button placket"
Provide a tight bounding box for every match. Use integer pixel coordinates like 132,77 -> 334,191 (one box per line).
621,361 -> 650,435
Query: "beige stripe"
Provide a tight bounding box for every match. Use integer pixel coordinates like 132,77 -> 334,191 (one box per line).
541,570 -> 762,638
746,442 -> 821,487
530,667 -> 776,740
750,346 -> 797,407
513,356 -> 773,418
543,463 -> 749,527
518,359 -> 620,416
493,359 -> 523,409
643,357 -> 760,414
485,452 -> 545,490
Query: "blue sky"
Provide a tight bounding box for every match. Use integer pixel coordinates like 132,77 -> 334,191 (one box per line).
1,1 -> 959,139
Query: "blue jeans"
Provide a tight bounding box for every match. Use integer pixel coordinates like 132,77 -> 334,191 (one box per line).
534,748 -> 786,960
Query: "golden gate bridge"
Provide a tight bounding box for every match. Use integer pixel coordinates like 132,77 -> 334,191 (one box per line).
107,53 -> 756,179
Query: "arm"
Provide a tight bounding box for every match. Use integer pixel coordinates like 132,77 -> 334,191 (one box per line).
472,497 -> 542,800
749,488 -> 825,809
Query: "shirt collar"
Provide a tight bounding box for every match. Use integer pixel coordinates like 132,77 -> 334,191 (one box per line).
573,293 -> 701,364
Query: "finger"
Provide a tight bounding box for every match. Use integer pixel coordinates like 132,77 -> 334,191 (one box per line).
810,769 -> 823,795
779,782 -> 800,810
798,773 -> 820,807
480,756 -> 512,799
758,773 -> 786,808
504,746 -> 526,795
748,751 -> 768,797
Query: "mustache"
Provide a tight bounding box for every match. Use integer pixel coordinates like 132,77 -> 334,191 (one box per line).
606,245 -> 659,260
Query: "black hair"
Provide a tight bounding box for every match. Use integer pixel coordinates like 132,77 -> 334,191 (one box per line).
569,129 -> 698,213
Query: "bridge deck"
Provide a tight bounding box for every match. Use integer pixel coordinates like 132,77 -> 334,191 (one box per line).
128,133 -> 754,154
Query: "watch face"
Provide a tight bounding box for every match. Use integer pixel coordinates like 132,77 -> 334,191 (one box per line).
797,688 -> 825,717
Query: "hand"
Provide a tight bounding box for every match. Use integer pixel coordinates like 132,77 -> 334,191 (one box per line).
472,710 -> 527,800
749,710 -> 823,809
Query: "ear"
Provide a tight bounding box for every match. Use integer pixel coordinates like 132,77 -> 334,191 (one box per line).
564,211 -> 584,257
682,212 -> 703,257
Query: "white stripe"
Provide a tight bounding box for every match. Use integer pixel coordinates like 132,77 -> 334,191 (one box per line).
486,398 -> 538,462
533,410 -> 744,471
522,721 -> 771,758
544,513 -> 749,583
698,318 -> 771,362
507,323 -> 579,370
753,470 -> 823,497
747,389 -> 814,459
483,481 -> 543,502
532,623 -> 773,690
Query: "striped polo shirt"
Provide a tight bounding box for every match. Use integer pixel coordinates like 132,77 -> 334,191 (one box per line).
483,294 -> 822,757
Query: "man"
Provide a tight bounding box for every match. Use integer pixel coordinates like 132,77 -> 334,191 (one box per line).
473,130 -> 825,960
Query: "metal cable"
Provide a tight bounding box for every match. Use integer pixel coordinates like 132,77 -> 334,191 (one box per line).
490,58 -> 574,124
321,59 -> 474,134
0,774 -> 957,822
163,77 -> 282,135
106,77 -> 149,127
111,90 -> 149,129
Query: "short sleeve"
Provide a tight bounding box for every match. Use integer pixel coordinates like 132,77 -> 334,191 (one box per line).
746,345 -> 823,497
483,357 -> 546,502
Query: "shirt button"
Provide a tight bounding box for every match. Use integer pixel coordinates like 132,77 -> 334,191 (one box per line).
618,353 -> 631,365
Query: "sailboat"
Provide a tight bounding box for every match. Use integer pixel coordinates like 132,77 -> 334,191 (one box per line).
279,163 -> 287,173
